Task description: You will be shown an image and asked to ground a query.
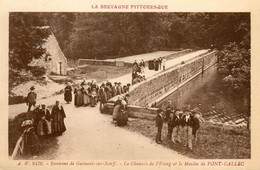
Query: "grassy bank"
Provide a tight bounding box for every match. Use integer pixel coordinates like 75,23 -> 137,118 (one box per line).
69,65 -> 133,83
124,118 -> 250,159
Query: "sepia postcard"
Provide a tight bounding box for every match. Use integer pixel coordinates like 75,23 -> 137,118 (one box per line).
0,0 -> 260,170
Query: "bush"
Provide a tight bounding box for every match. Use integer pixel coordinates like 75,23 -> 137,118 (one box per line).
9,96 -> 26,105
29,66 -> 46,77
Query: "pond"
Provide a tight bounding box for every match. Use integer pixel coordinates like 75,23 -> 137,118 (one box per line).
157,64 -> 249,127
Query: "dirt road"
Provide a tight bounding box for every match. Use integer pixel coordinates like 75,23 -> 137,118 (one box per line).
36,103 -> 188,160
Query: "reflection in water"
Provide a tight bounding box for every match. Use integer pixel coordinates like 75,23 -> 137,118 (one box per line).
158,64 -> 248,125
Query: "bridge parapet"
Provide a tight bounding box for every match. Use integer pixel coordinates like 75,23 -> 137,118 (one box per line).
127,50 -> 218,107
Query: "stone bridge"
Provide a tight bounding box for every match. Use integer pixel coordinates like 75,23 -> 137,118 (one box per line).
127,50 -> 218,107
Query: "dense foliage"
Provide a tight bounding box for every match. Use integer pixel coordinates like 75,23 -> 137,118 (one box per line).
9,13 -> 51,88
40,13 -> 250,60
217,20 -> 250,89
10,12 -> 250,63
9,13 -> 50,70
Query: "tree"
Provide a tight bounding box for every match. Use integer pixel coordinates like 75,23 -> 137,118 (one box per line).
218,42 -> 250,89
9,13 -> 50,71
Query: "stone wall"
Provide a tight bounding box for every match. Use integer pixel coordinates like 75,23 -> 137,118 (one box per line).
30,33 -> 68,75
127,50 -> 218,106
103,103 -> 158,120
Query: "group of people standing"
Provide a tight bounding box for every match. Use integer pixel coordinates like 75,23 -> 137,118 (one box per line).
131,57 -> 167,85
21,87 -> 67,157
73,79 -> 100,107
148,57 -> 166,71
26,86 -> 67,138
32,101 -> 67,137
155,101 -> 200,150
63,79 -> 131,112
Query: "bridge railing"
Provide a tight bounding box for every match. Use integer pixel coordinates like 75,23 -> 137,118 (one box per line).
11,130 -> 26,159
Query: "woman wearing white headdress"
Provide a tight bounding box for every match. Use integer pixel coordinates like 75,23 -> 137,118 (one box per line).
74,84 -> 83,107
51,101 -> 66,135
64,82 -> 73,104
83,83 -> 90,106
112,96 -> 122,121
113,96 -> 128,126
36,104 -> 52,137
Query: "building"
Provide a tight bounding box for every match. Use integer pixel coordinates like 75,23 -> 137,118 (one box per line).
30,32 -> 67,75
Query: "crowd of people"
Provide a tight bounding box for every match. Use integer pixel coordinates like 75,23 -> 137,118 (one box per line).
155,101 -> 200,150
131,57 -> 167,85
26,86 -> 67,137
63,79 -> 131,112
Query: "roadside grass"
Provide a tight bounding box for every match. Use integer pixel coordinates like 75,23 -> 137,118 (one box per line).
124,119 -> 250,159
70,65 -> 133,82
9,111 -> 59,160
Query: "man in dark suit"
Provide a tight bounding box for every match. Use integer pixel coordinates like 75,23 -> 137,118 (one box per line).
155,109 -> 163,144
26,86 -> 37,112
191,111 -> 200,146
167,111 -> 175,141
180,110 -> 193,150
165,101 -> 173,122
172,110 -> 182,143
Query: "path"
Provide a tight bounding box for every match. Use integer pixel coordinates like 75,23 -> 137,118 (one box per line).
105,51 -> 177,63
38,104 -> 188,160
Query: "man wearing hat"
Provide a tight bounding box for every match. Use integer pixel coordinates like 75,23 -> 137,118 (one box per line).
26,86 -> 37,112
167,111 -> 175,142
172,110 -> 182,143
191,110 -> 200,146
180,110 -> 193,150
165,101 -> 173,122
155,109 -> 164,144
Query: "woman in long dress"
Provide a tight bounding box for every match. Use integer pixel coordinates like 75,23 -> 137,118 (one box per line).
51,101 -> 66,135
112,97 -> 128,126
105,85 -> 112,100
64,82 -> 72,104
83,84 -> 90,106
74,85 -> 83,107
112,96 -> 123,121
36,104 -> 52,137
99,84 -> 107,111
74,85 -> 78,106
90,87 -> 97,107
